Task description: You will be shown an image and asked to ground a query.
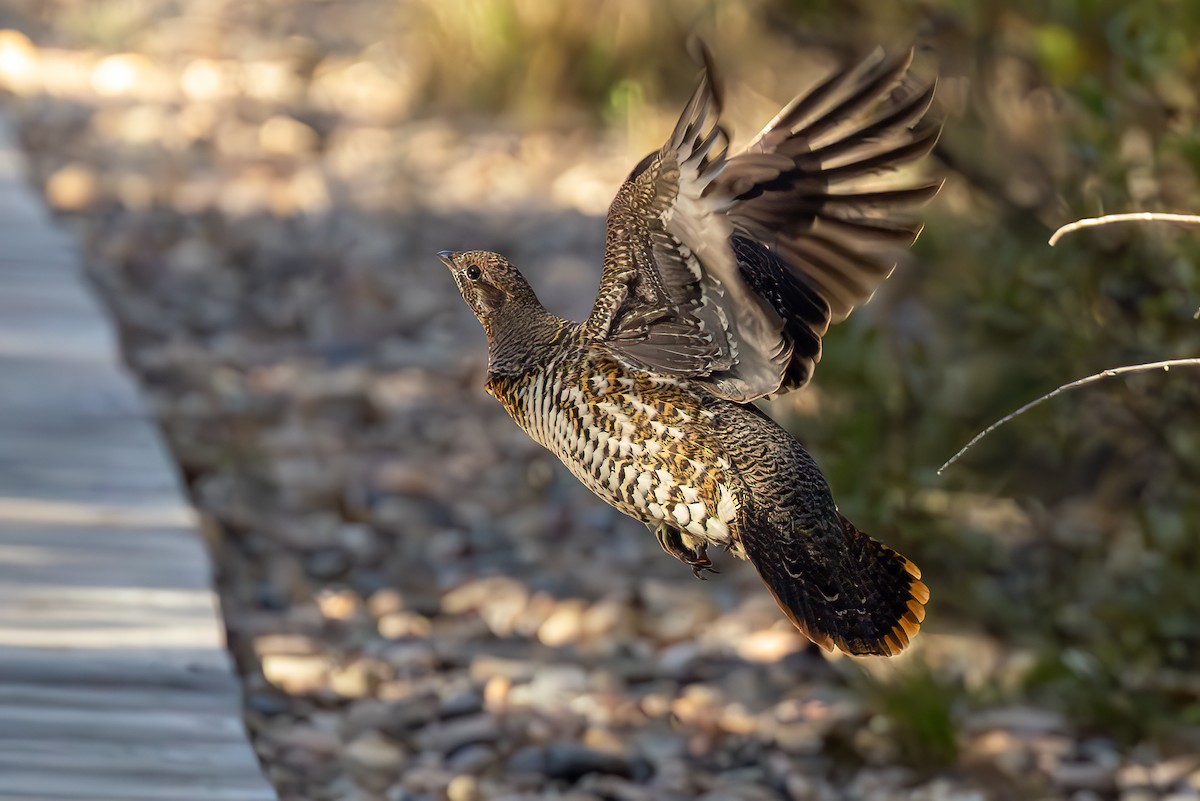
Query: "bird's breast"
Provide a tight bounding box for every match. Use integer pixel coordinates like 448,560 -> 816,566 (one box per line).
495,353 -> 741,549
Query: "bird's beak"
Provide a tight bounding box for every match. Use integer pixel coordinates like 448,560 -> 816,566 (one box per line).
436,250 -> 457,270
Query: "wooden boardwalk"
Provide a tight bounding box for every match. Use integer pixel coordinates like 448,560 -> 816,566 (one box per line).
0,113 -> 276,800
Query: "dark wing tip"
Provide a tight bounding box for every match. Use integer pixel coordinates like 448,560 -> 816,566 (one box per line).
686,35 -> 723,113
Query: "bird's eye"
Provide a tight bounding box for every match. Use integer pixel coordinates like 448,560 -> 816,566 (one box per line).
465,264 -> 482,281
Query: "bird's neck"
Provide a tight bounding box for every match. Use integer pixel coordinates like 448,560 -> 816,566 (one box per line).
484,304 -> 574,378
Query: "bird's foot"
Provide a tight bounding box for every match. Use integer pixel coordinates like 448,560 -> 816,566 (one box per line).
652,522 -> 718,580
689,551 -> 718,580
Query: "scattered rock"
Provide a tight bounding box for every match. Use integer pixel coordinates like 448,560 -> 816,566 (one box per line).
45,162 -> 97,211
510,743 -> 639,782
964,706 -> 1067,737
269,724 -> 341,759
328,658 -> 383,698
537,598 -> 588,647
445,743 -> 496,774
246,691 -> 291,717
306,547 -> 353,580
316,587 -> 364,621
1052,759 -> 1117,793
417,713 -> 500,754
439,689 -> 484,719
445,774 -> 481,801
259,114 -> 319,155
378,610 -> 432,639
379,641 -> 436,674
736,628 -> 805,663
341,730 -> 407,782
261,653 -> 328,694
377,695 -> 442,738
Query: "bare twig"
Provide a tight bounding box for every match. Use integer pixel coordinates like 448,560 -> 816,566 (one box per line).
938,359 -> 1200,474
1048,212 -> 1200,246
941,210 -> 1200,474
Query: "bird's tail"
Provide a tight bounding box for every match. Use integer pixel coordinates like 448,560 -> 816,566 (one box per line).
741,511 -> 928,656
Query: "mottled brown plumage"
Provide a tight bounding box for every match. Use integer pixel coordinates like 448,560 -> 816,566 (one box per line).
440,44 -> 938,656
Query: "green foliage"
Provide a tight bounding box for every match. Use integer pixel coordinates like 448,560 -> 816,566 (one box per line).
854,662 -> 963,769
1019,648 -> 1196,743
394,0 -> 730,126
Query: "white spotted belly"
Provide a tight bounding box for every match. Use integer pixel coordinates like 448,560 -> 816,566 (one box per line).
515,363 -> 740,550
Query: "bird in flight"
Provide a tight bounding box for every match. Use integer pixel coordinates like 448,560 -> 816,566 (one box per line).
441,43 -> 939,656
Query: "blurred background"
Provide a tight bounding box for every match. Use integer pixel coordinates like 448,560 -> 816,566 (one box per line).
0,1 -> 1198,799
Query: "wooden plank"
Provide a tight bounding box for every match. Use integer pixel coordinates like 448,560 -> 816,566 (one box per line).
0,794 -> 264,801
0,771 -> 277,801
0,381 -> 146,420
0,203 -> 77,260
0,521 -> 210,566
0,646 -> 238,691
0,192 -> 55,229
0,358 -> 146,419
0,530 -> 209,571
0,496 -> 198,528
2,580 -> 220,612
0,262 -> 96,308
0,280 -> 86,307
0,462 -> 181,495
0,699 -> 250,742
0,109 -> 277,800
0,151 -> 27,180
0,419 -> 176,479
0,558 -> 212,592
0,246 -> 112,360
0,793 -> 272,801
0,239 -> 81,267
0,223 -> 77,261
0,738 -> 268,781
0,418 -> 166,452
0,439 -> 173,474
0,479 -> 187,508
0,308 -> 117,362
0,116 -> 28,174
0,452 -> 178,483
0,681 -> 239,714
0,583 -> 221,627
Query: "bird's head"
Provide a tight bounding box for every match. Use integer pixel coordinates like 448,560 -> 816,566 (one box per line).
438,249 -> 565,374
438,249 -> 549,340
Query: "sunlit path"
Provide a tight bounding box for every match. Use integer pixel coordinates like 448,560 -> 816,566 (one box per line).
0,111 -> 275,801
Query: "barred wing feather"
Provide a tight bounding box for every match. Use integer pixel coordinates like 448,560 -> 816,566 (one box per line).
586,43 -> 939,400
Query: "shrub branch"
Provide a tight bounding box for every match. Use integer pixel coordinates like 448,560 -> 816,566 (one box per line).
1048,212 -> 1200,246
941,211 -> 1200,475
938,359 -> 1200,474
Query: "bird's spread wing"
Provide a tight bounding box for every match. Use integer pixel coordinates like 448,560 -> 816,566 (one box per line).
584,44 -> 939,401
583,44 -> 787,402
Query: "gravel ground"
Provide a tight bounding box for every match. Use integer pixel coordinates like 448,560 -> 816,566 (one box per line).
2,22 -> 1199,801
